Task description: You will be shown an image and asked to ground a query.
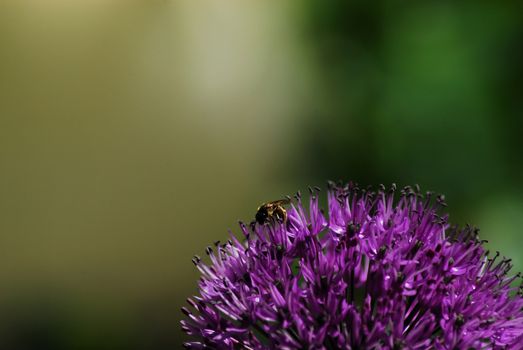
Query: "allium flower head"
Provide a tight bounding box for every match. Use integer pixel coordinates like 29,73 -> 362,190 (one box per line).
181,183 -> 523,349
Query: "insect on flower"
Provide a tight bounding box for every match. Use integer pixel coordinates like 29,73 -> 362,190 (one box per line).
181,182 -> 523,349
254,198 -> 290,225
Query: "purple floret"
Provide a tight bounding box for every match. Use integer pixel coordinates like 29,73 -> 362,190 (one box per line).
181,182 -> 523,349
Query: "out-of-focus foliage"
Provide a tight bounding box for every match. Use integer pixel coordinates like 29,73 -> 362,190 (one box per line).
0,0 -> 521,348
298,1 -> 522,199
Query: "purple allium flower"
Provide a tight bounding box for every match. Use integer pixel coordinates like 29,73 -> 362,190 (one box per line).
181,183 -> 523,349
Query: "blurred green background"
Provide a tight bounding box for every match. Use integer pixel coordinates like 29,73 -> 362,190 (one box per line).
0,1 -> 522,348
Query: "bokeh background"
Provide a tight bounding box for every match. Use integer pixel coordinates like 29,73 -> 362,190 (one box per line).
1,1 -> 522,348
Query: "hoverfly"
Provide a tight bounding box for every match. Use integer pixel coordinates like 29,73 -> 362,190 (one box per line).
255,198 -> 291,225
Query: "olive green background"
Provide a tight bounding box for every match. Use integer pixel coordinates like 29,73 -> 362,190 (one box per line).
0,1 -> 522,348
